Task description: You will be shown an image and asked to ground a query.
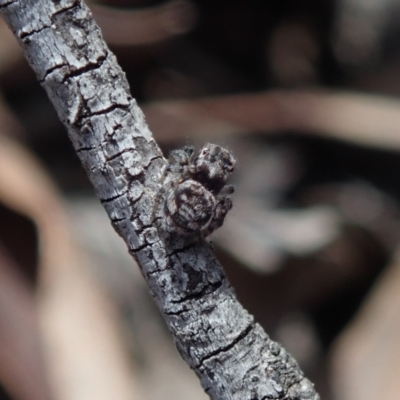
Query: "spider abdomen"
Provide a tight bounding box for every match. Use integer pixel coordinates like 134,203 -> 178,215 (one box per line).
156,143 -> 236,237
165,180 -> 216,233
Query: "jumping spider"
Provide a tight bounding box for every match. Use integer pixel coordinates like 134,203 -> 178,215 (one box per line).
155,143 -> 236,237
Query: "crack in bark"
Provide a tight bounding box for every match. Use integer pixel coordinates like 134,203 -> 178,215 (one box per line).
127,190 -> 144,208
129,242 -> 150,254
51,0 -> 79,17
168,242 -> 197,258
109,216 -> 128,223
99,190 -> 128,203
76,145 -> 97,153
20,24 -> 48,40
164,305 -> 189,316
71,102 -> 131,131
84,102 -> 130,119
0,1 -> 16,9
131,222 -> 156,237
197,323 -> 254,368
39,62 -> 68,82
170,280 -> 223,304
144,154 -> 164,169
60,53 -> 107,83
104,147 -> 136,162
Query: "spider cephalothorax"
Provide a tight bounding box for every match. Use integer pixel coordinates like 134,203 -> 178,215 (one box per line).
192,143 -> 236,194
157,143 -> 236,237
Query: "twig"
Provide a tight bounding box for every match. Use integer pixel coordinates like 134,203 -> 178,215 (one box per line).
89,0 -> 197,46
0,1 -> 319,398
144,90 -> 400,150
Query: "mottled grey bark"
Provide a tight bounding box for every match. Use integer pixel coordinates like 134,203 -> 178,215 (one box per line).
0,1 -> 320,399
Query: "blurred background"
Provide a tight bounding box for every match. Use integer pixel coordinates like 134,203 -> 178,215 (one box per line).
1,0 -> 400,399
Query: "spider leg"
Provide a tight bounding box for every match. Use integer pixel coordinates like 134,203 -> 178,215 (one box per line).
219,184 -> 235,196
201,195 -> 233,237
167,145 -> 194,173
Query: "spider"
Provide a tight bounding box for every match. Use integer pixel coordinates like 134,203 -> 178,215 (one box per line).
155,143 -> 236,237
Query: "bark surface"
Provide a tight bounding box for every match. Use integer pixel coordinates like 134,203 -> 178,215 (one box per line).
0,1 -> 320,399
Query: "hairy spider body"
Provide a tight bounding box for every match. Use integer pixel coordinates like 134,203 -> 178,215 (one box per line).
193,144 -> 236,194
155,143 -> 236,237
165,180 -> 216,234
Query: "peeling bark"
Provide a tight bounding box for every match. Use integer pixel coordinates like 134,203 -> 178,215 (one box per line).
0,1 -> 320,399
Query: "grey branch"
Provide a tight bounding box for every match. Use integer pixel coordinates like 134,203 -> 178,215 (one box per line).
0,1 -> 320,399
